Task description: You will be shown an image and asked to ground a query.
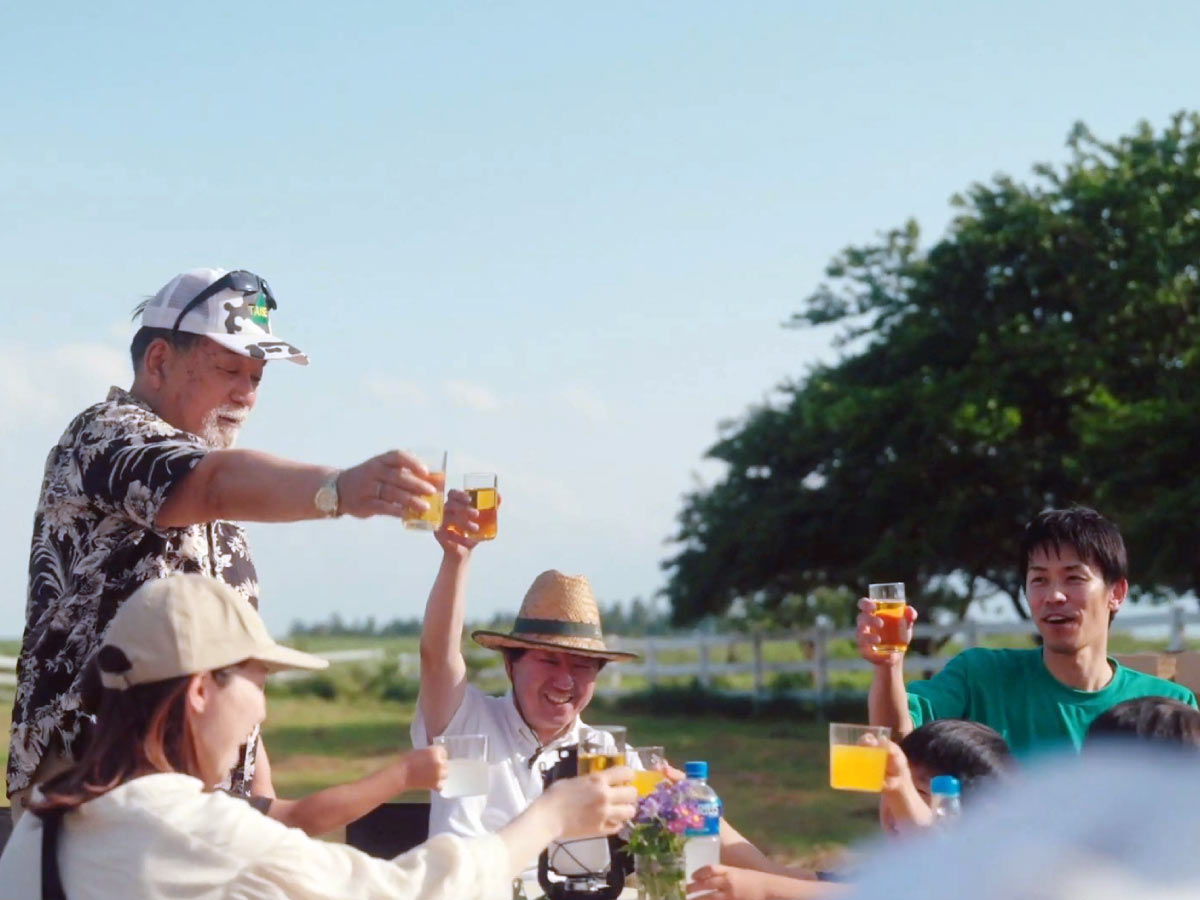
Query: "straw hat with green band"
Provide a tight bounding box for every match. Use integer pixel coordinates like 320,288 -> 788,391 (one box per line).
471,570 -> 640,662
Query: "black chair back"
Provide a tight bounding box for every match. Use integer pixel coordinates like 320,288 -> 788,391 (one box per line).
345,802 -> 430,859
0,805 -> 12,851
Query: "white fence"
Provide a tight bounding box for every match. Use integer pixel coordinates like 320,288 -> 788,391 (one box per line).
470,605 -> 1200,702
3,606 -> 1197,701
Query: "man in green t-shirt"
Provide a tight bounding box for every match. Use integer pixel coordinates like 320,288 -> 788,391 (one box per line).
857,507 -> 1197,756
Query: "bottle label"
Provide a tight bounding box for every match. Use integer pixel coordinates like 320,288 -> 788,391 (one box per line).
685,799 -> 722,836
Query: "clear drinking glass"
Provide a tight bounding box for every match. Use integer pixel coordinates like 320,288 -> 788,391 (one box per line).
869,582 -> 908,653
578,724 -> 627,775
402,448 -> 447,531
828,723 -> 890,792
434,733 -> 489,797
464,472 -> 498,540
632,745 -> 668,797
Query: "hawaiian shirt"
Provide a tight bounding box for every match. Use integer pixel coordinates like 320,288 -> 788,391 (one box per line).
7,387 -> 260,797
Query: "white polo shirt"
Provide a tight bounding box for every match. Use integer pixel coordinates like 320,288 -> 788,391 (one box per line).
412,685 -> 624,873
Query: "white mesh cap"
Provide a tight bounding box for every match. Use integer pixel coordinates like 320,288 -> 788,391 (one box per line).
140,267 -> 308,365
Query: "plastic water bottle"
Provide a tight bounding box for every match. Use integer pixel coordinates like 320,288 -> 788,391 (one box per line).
930,774 -> 961,822
682,761 -> 722,879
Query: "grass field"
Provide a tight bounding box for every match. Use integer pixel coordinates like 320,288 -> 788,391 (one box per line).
3,625 -> 1196,865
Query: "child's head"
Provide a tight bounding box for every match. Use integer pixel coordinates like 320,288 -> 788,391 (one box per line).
1085,696 -> 1200,750
880,719 -> 1014,836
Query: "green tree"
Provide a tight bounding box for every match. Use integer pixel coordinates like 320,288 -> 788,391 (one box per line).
664,113 -> 1200,627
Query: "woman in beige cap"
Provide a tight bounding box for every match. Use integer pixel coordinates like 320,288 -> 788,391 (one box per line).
0,575 -> 636,900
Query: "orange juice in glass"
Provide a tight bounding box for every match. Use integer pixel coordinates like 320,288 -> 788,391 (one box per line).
869,582 -> 908,653
632,746 -> 667,797
403,449 -> 447,531
465,473 -> 498,540
829,724 -> 890,792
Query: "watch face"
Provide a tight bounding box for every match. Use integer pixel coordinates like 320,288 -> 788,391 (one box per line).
316,484 -> 338,515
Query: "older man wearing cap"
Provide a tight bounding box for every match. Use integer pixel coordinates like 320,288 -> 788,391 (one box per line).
413,516 -> 637,871
9,267 -> 446,817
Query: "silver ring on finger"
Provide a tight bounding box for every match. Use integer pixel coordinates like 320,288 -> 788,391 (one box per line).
376,481 -> 384,501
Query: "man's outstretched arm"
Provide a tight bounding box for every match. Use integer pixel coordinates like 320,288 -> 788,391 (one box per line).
417,492 -> 481,739
156,448 -> 438,527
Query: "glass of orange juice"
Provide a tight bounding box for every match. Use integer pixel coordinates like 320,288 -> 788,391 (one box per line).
869,582 -> 908,653
631,746 -> 668,797
464,472 -> 498,540
402,449 -> 447,531
829,723 -> 890,792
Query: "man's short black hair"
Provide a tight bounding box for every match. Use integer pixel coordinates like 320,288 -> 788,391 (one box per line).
1085,696 -> 1200,750
899,719 -> 1014,801
1019,506 -> 1128,588
129,326 -> 204,372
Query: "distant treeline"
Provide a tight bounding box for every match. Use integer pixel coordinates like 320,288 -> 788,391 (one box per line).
288,597 -> 673,638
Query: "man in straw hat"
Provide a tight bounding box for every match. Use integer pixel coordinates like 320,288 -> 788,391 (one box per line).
413,505 -> 637,867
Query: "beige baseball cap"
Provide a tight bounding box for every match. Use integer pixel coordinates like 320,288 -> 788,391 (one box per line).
98,575 -> 328,690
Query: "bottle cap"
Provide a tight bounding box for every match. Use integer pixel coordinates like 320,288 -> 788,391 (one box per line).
930,774 -> 961,796
684,761 -> 708,780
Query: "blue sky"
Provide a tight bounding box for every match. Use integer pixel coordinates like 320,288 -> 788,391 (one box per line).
2,2 -> 1198,634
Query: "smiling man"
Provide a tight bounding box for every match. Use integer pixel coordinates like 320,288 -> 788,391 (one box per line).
413,505 -> 637,868
856,507 -> 1197,757
9,267 -> 442,818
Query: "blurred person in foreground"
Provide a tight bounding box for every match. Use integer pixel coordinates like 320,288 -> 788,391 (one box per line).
857,506 -> 1196,756
0,575 -> 636,899
845,748 -> 1200,900
10,267 -> 446,819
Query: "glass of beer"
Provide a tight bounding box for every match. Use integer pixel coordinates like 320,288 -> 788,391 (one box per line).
433,733 -> 489,798
464,472 -> 498,540
631,745 -> 668,797
829,723 -> 890,792
402,449 -> 447,531
869,582 -> 908,653
578,725 -> 627,775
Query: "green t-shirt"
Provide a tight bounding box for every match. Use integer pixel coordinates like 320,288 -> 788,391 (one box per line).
907,647 -> 1198,757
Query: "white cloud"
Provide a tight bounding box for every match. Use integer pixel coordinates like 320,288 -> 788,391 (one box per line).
558,385 -> 609,423
444,380 -> 501,413
0,341 -> 129,426
363,375 -> 429,407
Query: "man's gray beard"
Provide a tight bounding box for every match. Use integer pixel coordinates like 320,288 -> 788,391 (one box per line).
200,409 -> 245,449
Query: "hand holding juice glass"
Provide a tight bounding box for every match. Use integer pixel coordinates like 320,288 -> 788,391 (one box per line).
829,724 -> 891,792
869,582 -> 909,653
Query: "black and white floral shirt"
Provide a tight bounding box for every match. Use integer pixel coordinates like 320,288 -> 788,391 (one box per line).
8,387 -> 261,796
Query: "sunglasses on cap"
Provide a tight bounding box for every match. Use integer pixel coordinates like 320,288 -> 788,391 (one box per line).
171,269 -> 278,334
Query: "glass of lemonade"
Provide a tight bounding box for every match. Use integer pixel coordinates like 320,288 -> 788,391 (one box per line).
829,723 -> 890,792
434,733 -> 489,798
578,725 -> 627,775
869,582 -> 908,653
631,745 -> 668,797
402,449 -> 447,531
464,472 -> 498,540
